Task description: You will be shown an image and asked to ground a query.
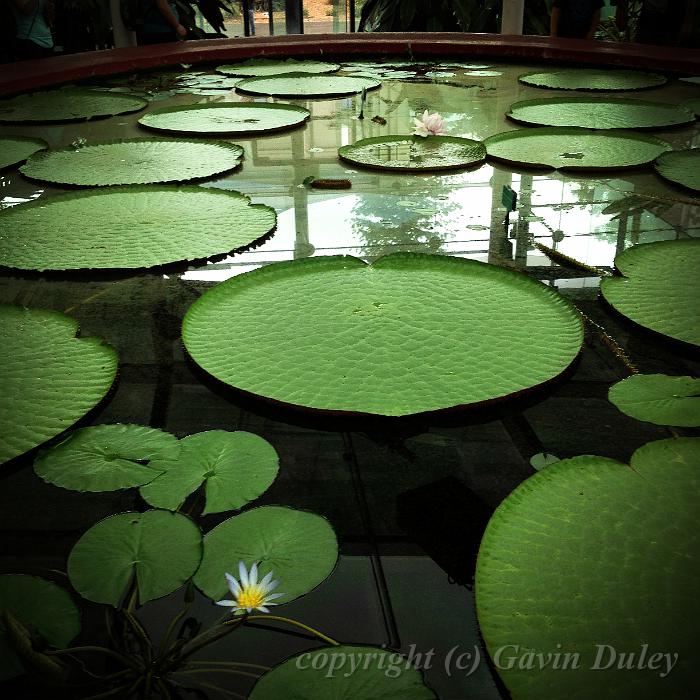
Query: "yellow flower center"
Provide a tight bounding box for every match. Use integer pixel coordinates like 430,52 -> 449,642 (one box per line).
237,586 -> 265,609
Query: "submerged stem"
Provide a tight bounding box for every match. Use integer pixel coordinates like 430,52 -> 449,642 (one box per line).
46,645 -> 141,670
244,615 -> 339,646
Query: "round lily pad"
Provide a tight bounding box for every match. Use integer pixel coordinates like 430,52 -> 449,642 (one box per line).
600,240 -> 700,346
33,424 -> 180,492
138,102 -> 310,135
0,186 -> 276,271
609,374 -> 700,427
338,135 -> 486,172
249,645 -> 437,699
67,510 -> 202,606
654,149 -> 700,192
217,59 -> 340,77
475,437 -> 699,700
20,139 -> 244,187
484,127 -> 671,170
507,96 -> 695,129
194,506 -> 338,604
0,88 -> 147,123
235,73 -> 381,98
0,305 -> 118,466
518,69 -> 667,91
686,98 -> 700,117
0,575 -> 80,681
0,136 -> 47,170
140,430 -> 279,514
182,253 -> 583,417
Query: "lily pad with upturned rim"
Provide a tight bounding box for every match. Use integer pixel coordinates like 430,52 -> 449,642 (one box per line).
0,186 -> 277,271
600,239 -> 700,346
484,127 -> 671,170
19,139 -> 244,187
654,149 -> 700,192
138,102 -> 310,135
216,59 -> 341,77
475,437 -> 700,700
0,305 -> 118,466
0,136 -> 47,170
235,73 -> 381,98
182,253 -> 583,417
194,506 -> 338,604
338,135 -> 486,172
518,69 -> 667,92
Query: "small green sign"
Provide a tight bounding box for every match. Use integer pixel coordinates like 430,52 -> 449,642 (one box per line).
502,185 -> 517,211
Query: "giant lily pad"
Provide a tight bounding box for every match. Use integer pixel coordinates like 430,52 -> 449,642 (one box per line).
0,186 -> 276,271
475,437 -> 699,700
0,575 -> 80,680
338,135 -> 486,172
182,254 -> 583,417
609,374 -> 700,427
0,306 -> 118,466
600,240 -> 700,346
654,149 -> 700,192
485,127 -> 670,170
249,645 -> 437,699
194,506 -> 338,603
140,430 -> 279,514
67,510 -> 202,606
0,88 -> 147,123
20,139 -> 244,186
236,74 -> 381,98
507,96 -> 695,129
33,424 -> 180,492
217,59 -> 340,77
518,69 -> 667,91
0,136 -> 47,170
138,102 -> 310,135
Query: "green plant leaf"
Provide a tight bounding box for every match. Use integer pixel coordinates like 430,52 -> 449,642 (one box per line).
0,186 -> 276,271
518,69 -> 667,91
236,74 -> 381,98
182,253 -> 583,417
609,374 -> 700,427
507,96 -> 695,129
20,139 -> 244,186
485,127 -> 670,170
0,305 -> 118,466
338,135 -> 486,172
0,575 -> 80,681
139,430 -> 279,514
600,240 -> 700,346
67,510 -> 202,606
34,424 -> 180,492
194,506 -> 338,604
249,645 -> 437,699
654,149 -> 700,192
138,102 -> 310,135
476,437 -> 700,700
529,452 -> 560,471
0,136 -> 47,170
686,98 -> 700,117
216,59 -> 341,76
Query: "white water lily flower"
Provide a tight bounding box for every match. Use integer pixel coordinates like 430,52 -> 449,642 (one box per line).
412,110 -> 446,137
215,561 -> 284,615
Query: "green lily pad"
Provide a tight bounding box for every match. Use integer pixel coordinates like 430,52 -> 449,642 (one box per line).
0,305 -> 118,466
0,575 -> 80,681
0,136 -> 47,170
182,253 -> 583,417
194,506 -> 337,604
0,88 -> 147,123
139,430 -> 279,514
34,424 -> 180,492
507,96 -> 695,129
338,135 -> 486,172
484,127 -> 671,170
475,437 -> 700,700
518,69 -> 667,91
236,73 -> 381,98
20,139 -> 244,187
0,186 -> 276,271
217,59 -> 340,77
529,452 -> 560,471
654,149 -> 700,192
138,102 -> 310,135
686,98 -> 700,117
609,374 -> 700,427
67,510 -> 202,606
249,645 -> 437,699
600,240 -> 700,346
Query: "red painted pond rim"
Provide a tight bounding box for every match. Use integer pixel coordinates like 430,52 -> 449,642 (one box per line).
1,33 -> 698,97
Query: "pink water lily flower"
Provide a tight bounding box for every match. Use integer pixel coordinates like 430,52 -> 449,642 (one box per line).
412,110 -> 446,137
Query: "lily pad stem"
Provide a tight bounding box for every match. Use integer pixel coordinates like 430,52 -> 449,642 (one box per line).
46,645 -> 141,671
245,614 -> 340,646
